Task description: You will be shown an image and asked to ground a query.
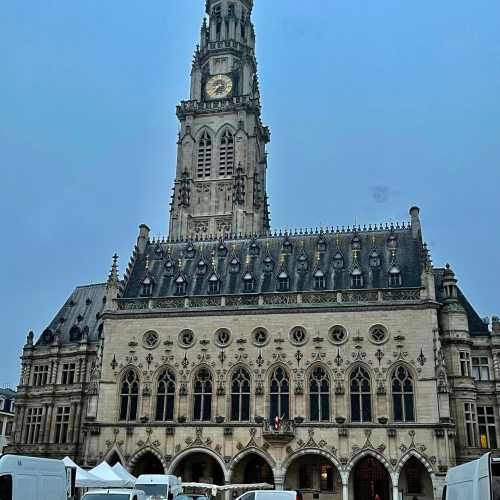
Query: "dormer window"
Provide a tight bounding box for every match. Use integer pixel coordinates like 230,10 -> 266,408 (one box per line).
314,270 -> 326,290
164,259 -> 175,277
175,276 -> 187,296
317,236 -> 327,252
249,240 -> 260,256
351,268 -> 363,289
387,233 -> 398,250
333,251 -> 344,270
229,256 -> 240,274
218,242 -> 228,257
142,277 -> 153,297
208,274 -> 221,294
369,250 -> 381,268
388,266 -> 402,287
282,237 -> 293,254
297,254 -> 308,273
243,272 -> 255,293
351,235 -> 361,251
185,242 -> 196,259
228,3 -> 235,16
277,271 -> 290,292
263,255 -> 274,273
197,259 -> 207,276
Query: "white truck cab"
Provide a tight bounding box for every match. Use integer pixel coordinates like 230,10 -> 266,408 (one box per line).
0,454 -> 73,500
82,490 -> 147,500
443,452 -> 500,500
135,475 -> 182,500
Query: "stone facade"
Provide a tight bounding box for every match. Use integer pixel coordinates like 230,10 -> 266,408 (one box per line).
0,388 -> 15,453
6,2 -> 499,500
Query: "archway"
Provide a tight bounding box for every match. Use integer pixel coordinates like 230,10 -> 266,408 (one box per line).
173,451 -> 225,486
285,453 -> 341,500
106,450 -> 123,467
231,452 -> 274,486
398,456 -> 434,500
131,451 -> 165,476
352,456 -> 392,500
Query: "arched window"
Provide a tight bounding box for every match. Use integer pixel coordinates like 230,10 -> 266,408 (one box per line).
119,370 -> 139,421
197,131 -> 212,178
219,130 -> 234,176
350,366 -> 372,422
193,368 -> 212,421
309,366 -> 330,422
392,366 -> 415,422
270,367 -> 289,420
231,368 -> 251,421
351,268 -> 364,289
388,265 -> 402,287
156,368 -> 176,421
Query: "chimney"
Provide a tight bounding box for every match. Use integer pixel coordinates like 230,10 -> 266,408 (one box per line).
493,316 -> 500,335
137,224 -> 150,254
410,206 -> 421,239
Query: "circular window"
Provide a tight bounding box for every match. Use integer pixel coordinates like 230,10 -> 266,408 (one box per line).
289,326 -> 308,346
178,329 -> 195,348
252,328 -> 270,347
143,330 -> 159,349
369,325 -> 388,344
328,325 -> 348,345
215,328 -> 231,348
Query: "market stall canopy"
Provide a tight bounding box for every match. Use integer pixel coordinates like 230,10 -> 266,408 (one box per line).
181,482 -> 274,497
88,461 -> 133,488
112,463 -> 137,485
62,456 -> 106,488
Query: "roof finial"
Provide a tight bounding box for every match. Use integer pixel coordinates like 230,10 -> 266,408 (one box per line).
107,253 -> 120,287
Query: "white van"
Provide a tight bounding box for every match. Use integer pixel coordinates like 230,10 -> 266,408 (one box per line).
0,454 -> 73,500
235,491 -> 298,500
135,475 -> 182,500
443,452 -> 500,500
82,490 -> 146,500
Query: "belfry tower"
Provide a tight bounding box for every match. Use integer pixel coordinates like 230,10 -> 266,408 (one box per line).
169,0 -> 270,240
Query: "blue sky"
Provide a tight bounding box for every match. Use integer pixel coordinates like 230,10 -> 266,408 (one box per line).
0,0 -> 499,388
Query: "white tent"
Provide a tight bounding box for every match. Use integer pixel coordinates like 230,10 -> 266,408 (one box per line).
112,463 -> 137,486
89,461 -> 132,488
62,456 -> 106,489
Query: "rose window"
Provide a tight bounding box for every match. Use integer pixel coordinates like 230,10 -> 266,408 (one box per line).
179,329 -> 195,348
329,326 -> 347,344
253,328 -> 269,346
215,328 -> 231,347
143,330 -> 159,349
289,326 -> 307,346
369,325 -> 388,344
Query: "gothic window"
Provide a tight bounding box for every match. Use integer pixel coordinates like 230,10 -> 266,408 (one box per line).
215,328 -> 231,347
193,368 -> 213,421
179,329 -> 195,348
196,259 -> 207,276
231,368 -> 251,421
478,406 -> 497,449
309,366 -> 330,422
55,406 -> 71,444
270,367 -> 289,420
263,255 -> 274,273
197,131 -> 212,178
317,236 -> 327,252
143,330 -> 159,349
392,366 -> 415,422
156,369 -> 176,421
289,326 -> 307,346
277,271 -> 290,292
240,21 -> 246,40
219,130 -> 235,176
119,370 -> 139,421
314,270 -> 326,290
253,328 -> 269,347
175,276 -> 187,296
350,366 -> 372,422
208,274 -> 221,294
243,272 -> 255,292
249,240 -> 260,256
329,325 -> 348,344
229,256 -> 240,273
369,325 -> 388,344
388,265 -> 402,287
350,268 -> 363,289
369,250 -> 381,268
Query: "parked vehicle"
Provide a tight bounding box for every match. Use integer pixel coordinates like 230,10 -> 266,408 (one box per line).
443,452 -> 500,500
135,475 -> 182,500
176,495 -> 208,500
82,490 -> 146,500
235,491 -> 297,500
0,454 -> 74,500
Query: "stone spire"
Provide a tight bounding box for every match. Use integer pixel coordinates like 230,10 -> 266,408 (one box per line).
105,253 -> 120,310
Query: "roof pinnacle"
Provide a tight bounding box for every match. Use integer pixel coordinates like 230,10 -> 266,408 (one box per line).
107,253 -> 120,287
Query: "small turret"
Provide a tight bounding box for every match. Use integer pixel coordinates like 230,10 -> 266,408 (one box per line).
492,316 -> 500,335
105,254 -> 120,310
442,264 -> 459,302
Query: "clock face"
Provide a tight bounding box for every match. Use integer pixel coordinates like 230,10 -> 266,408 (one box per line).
206,74 -> 233,99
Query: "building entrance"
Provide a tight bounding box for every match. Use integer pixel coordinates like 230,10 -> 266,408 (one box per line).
231,453 -> 274,485
173,452 -> 225,485
353,456 -> 391,500
131,451 -> 165,476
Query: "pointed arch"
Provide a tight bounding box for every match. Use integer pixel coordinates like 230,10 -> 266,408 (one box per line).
348,364 -> 373,423
118,367 -> 140,422
167,447 -> 229,483
197,129 -> 213,178
281,448 -> 342,476
218,128 -> 235,176
395,449 -> 435,479
192,366 -> 213,421
229,447 -> 276,475
390,363 -> 416,422
347,449 -> 393,475
306,363 -> 331,422
268,364 -> 290,420
128,446 -> 167,476
155,365 -> 176,422
105,446 -> 125,466
229,365 -> 251,421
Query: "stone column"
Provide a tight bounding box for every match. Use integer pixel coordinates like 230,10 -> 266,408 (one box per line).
42,404 -> 49,444
274,475 -> 285,491
342,482 -> 349,500
392,474 -> 399,500
68,402 -> 78,443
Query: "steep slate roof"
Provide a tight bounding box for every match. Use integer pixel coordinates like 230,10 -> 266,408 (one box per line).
37,283 -> 107,346
434,268 -> 490,337
122,225 -> 422,298
0,388 -> 16,399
